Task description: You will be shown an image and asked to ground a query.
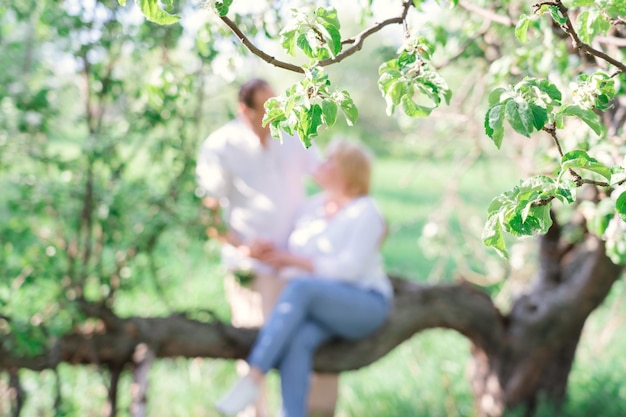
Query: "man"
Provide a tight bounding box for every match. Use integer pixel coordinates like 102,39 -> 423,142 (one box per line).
196,78 -> 338,417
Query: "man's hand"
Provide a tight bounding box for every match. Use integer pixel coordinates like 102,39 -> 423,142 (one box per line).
257,249 -> 313,272
239,239 -> 274,258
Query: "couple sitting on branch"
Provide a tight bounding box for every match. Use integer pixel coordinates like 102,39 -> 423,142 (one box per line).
196,78 -> 393,417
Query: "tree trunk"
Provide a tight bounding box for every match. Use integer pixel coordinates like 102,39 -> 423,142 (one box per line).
470,216 -> 623,416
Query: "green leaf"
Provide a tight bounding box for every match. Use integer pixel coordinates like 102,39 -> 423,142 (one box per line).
610,166 -> 626,186
281,31 -> 297,56
389,81 -> 407,106
515,14 -> 531,42
529,103 -> 548,130
616,191 -> 626,222
397,50 -> 417,67
505,100 -> 534,137
418,66 -> 452,105
136,0 -> 179,24
401,95 -> 432,118
488,88 -> 505,106
306,104 -> 323,140
559,105 -> 604,135
549,5 -> 568,25
296,33 -> 314,58
378,69 -> 402,92
214,0 -> 233,16
482,215 -> 508,259
118,0 -> 127,5
337,91 -> 358,126
505,212 -> 535,236
534,79 -> 562,103
321,99 -> 338,127
485,104 -> 505,149
322,23 -> 342,56
315,7 -> 340,28
560,150 -> 612,180
555,186 -> 575,204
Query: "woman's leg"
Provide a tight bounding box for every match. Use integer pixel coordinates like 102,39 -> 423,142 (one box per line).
247,278 -> 390,372
220,279 -> 390,416
277,321 -> 333,417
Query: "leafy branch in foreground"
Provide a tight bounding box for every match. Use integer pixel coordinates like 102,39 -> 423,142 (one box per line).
262,67 -> 358,147
378,35 -> 452,118
480,0 -> 626,260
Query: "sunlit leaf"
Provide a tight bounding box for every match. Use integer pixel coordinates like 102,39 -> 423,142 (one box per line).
482,215 -> 508,259
485,104 -> 505,148
560,150 -> 612,180
401,95 -> 432,118
136,0 -> 179,25
297,33 -> 314,58
321,99 -> 338,127
559,105 -> 604,135
505,99 -> 533,137
616,191 -> 626,222
515,14 -> 531,42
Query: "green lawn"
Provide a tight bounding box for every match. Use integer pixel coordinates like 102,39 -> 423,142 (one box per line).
10,157 -> 626,417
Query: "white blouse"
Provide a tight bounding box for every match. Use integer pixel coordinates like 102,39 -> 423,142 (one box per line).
282,193 -> 393,299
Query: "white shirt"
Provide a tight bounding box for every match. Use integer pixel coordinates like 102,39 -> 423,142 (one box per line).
282,194 -> 393,299
196,118 -> 320,273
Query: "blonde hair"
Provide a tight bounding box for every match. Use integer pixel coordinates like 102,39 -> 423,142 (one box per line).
325,139 -> 373,197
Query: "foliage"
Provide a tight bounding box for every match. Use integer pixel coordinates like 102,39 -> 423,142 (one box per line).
129,0 -> 626,261
1,0 -> 212,357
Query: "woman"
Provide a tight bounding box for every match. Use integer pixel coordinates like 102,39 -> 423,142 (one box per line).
216,139 -> 393,417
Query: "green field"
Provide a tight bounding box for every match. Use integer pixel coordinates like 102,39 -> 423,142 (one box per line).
10,157 -> 626,417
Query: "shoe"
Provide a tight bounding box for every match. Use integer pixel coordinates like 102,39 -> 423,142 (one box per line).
215,376 -> 260,415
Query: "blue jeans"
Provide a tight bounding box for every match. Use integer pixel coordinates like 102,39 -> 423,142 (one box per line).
247,278 -> 391,417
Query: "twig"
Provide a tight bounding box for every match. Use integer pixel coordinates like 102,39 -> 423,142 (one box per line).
543,125 -> 583,185
220,15 -> 304,73
318,4 -> 410,66
219,1 -> 413,73
542,126 -> 610,188
542,125 -> 565,158
534,0 -> 626,73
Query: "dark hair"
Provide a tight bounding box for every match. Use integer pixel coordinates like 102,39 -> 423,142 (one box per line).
238,78 -> 270,109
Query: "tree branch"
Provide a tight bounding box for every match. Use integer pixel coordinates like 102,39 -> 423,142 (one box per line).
219,1 -> 413,73
317,1 -> 413,67
0,277 -> 504,373
534,1 -> 626,73
219,15 -> 305,73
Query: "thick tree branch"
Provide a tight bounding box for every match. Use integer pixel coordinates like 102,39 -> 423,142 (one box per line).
510,234 -> 622,350
0,277 -> 504,373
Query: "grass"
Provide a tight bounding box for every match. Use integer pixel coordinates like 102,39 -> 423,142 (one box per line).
6,157 -> 626,417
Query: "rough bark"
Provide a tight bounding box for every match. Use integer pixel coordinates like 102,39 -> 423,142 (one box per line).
469,216 -> 623,416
